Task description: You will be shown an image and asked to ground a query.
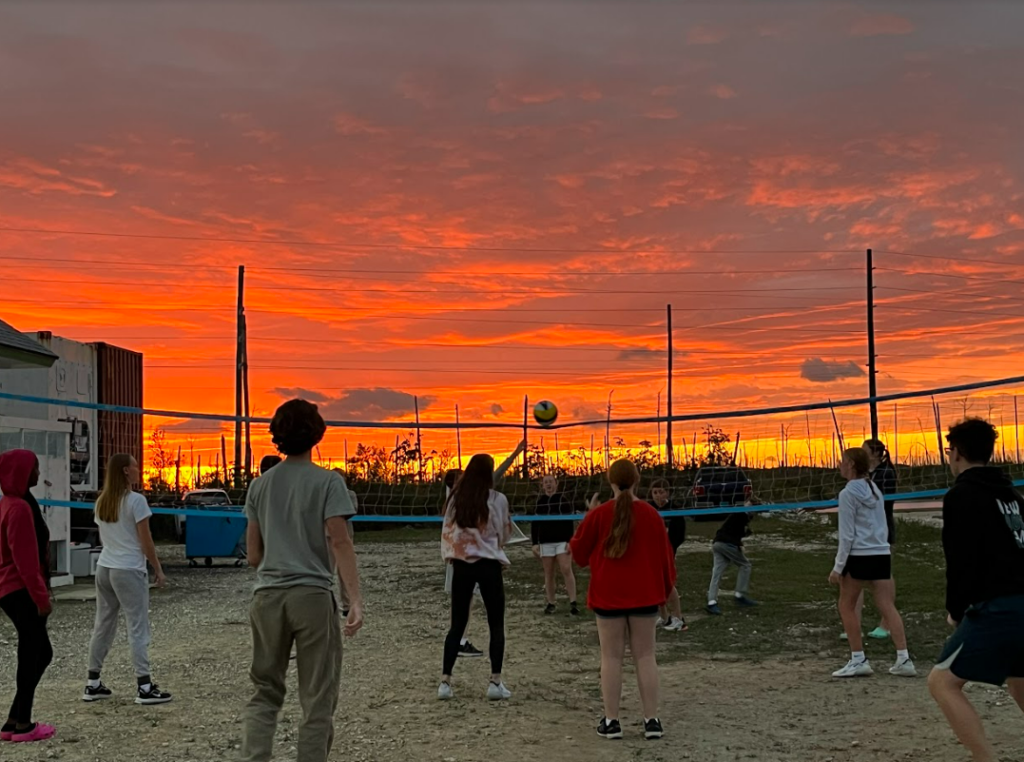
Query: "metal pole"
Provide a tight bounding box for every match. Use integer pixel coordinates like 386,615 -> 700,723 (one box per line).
234,265 -> 245,488
666,305 -> 674,468
455,404 -> 462,470
414,396 -> 423,483
242,312 -> 252,483
522,395 -> 529,479
867,249 -> 879,440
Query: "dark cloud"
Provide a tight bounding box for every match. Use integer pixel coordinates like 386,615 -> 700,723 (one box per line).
271,387 -> 329,403
800,358 -> 866,383
490,403 -> 504,416
314,387 -> 435,421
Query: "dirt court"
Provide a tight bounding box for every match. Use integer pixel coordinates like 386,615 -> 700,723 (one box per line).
2,531 -> 1022,762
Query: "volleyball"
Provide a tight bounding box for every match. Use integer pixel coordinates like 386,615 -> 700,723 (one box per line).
533,400 -> 558,427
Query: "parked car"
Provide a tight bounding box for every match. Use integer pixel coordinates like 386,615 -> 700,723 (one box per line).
689,466 -> 753,521
174,489 -> 232,542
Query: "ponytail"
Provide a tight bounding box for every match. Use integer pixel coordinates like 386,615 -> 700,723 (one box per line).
604,489 -> 634,558
603,459 -> 640,558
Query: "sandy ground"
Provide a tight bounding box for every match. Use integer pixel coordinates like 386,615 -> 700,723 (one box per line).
1,539 -> 1022,762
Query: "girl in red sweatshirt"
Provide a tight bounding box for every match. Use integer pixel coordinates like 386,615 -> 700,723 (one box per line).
0,449 -> 55,743
570,459 -> 676,742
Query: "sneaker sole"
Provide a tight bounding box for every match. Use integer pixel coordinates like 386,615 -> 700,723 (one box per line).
456,653 -> 483,658
889,669 -> 918,677
597,731 -> 623,740
135,697 -> 173,705
81,694 -> 112,702
645,732 -> 664,740
833,669 -> 874,678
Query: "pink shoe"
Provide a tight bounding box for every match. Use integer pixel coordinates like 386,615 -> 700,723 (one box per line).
0,729 -> 13,742
11,723 -> 56,743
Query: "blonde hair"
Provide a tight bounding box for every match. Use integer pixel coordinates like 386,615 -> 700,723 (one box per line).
604,459 -> 640,559
96,453 -> 134,523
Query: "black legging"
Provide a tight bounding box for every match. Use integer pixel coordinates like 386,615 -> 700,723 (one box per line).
443,559 -> 505,676
0,589 -> 53,725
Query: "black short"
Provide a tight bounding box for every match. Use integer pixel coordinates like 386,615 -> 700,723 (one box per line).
593,605 -> 659,620
668,519 -> 687,554
937,596 -> 1024,686
842,555 -> 891,581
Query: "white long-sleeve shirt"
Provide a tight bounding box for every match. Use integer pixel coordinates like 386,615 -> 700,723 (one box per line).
834,478 -> 891,573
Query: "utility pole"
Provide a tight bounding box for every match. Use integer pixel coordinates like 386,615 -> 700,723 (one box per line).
867,249 -> 879,440
414,396 -> 423,482
242,311 -> 251,483
234,265 -> 245,488
666,305 -> 674,467
455,404 -> 462,470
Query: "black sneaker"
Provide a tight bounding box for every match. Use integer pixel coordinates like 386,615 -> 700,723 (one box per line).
644,718 -> 664,740
597,718 -> 623,740
570,602 -> 580,616
135,684 -> 173,705
82,683 -> 113,702
457,642 -> 483,658
544,603 -> 556,615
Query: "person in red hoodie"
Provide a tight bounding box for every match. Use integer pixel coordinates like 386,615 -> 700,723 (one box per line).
0,449 -> 55,743
570,459 -> 676,742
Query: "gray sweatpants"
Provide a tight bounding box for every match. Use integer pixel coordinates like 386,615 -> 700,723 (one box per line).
708,541 -> 752,603
88,566 -> 152,678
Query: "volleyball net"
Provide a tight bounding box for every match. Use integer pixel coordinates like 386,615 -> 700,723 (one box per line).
3,374 -> 1024,524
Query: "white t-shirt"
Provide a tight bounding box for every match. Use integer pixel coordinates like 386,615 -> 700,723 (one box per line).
96,492 -> 153,572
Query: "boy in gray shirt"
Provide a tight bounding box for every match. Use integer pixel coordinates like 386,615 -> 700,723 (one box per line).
241,400 -> 362,762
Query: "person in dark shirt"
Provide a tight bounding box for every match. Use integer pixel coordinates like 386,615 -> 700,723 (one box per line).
929,418 -> 1024,762
530,475 -> 578,615
649,479 -> 686,632
705,499 -> 759,615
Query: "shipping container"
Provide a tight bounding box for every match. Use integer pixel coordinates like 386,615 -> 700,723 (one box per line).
93,342 -> 143,489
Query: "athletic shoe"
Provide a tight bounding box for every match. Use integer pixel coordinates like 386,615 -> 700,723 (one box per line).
644,718 -> 664,740
889,658 -> 918,677
597,718 -> 623,740
82,683 -> 113,702
705,603 -> 722,616
136,684 -> 173,705
487,681 -> 511,701
544,603 -> 556,615
11,723 -> 56,743
654,617 -> 665,627
437,682 -> 453,701
868,627 -> 890,640
832,659 -> 874,678
663,617 -> 686,632
457,642 -> 483,658
735,595 -> 759,608
570,602 -> 580,616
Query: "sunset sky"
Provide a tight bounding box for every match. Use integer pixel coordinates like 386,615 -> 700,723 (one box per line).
2,2 -> 1024,464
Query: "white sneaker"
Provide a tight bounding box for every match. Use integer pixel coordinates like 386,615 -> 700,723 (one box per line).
663,617 -> 685,632
438,682 -> 453,700
487,681 -> 511,701
832,659 -> 874,678
655,617 -> 665,627
889,658 -> 917,677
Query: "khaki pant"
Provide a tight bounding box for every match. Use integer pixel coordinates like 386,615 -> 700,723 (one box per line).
241,586 -> 342,762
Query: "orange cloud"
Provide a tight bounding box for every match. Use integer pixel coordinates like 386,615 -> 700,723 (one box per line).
850,14 -> 914,38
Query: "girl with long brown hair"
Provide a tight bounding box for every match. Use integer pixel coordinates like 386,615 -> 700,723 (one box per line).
84,453 -> 171,705
570,459 -> 676,741
439,453 -> 514,701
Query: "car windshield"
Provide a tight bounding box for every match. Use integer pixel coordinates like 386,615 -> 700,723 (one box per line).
696,468 -> 747,483
186,493 -> 229,505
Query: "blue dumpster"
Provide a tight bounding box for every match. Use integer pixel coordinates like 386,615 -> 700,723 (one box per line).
185,506 -> 247,568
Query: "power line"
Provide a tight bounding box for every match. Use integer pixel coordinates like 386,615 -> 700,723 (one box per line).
877,266 -> 1024,287
4,275 -> 861,297
0,254 -> 863,277
0,226 -> 866,257
876,249 -> 1024,268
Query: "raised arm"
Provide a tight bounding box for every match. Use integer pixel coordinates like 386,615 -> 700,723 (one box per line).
494,439 -> 527,481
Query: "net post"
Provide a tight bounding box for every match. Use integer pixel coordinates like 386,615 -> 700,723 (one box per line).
867,249 -> 879,440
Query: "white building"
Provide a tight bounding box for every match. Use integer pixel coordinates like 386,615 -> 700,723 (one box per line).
0,318 -> 73,586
